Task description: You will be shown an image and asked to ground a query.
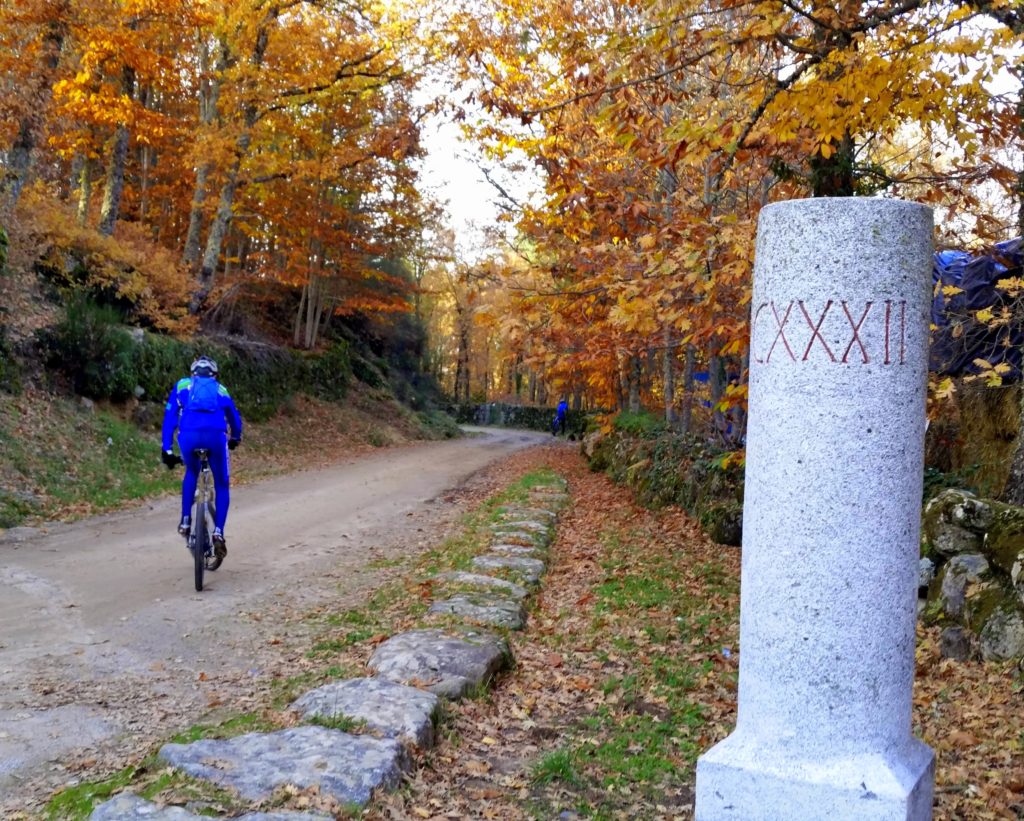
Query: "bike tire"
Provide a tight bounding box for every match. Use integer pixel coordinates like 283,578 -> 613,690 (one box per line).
193,501 -> 208,592
206,499 -> 222,572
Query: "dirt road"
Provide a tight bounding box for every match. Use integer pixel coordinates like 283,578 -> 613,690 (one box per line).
0,427 -> 550,813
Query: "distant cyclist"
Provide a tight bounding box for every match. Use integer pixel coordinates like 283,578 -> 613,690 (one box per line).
555,397 -> 569,435
161,356 -> 242,560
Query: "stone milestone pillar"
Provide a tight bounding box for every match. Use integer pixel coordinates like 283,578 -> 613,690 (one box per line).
695,198 -> 935,820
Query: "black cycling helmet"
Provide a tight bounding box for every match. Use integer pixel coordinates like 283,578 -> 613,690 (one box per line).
190,356 -> 219,378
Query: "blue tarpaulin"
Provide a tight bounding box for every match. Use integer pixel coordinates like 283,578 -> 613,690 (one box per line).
930,238 -> 1023,380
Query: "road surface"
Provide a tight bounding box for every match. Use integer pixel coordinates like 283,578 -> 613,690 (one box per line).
0,427 -> 550,812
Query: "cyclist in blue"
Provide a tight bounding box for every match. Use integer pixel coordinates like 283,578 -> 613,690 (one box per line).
555,398 -> 569,435
161,356 -> 242,559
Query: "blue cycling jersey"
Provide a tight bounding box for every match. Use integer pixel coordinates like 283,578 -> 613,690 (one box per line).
161,377 -> 243,452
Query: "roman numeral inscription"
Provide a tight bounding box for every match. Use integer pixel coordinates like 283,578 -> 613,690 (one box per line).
751,299 -> 907,365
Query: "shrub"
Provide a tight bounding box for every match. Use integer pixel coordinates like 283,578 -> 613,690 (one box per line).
308,341 -> 350,401
0,323 -> 20,393
351,352 -> 386,388
612,410 -> 667,436
39,296 -> 137,400
39,298 -> 354,419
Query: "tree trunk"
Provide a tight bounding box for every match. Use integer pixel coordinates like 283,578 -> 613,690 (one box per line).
76,158 -> 92,226
191,14 -> 275,313
293,283 -> 308,347
663,326 -> 676,426
709,355 -> 726,441
182,40 -> 227,268
1,2 -> 68,212
98,64 -> 136,236
628,354 -> 642,414
680,345 -> 696,435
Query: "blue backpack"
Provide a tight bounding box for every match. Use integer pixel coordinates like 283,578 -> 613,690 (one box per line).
186,376 -> 220,413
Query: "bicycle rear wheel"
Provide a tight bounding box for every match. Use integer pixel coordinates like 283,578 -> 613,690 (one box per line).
193,501 -> 209,592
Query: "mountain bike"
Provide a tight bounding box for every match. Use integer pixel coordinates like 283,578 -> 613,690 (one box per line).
185,448 -> 221,591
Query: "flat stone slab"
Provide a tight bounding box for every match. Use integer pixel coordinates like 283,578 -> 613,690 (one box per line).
367,628 -> 510,699
492,520 -> 550,534
500,506 -> 557,520
158,726 -> 408,806
491,528 -> 550,546
434,571 -> 530,600
429,594 -> 527,630
489,543 -> 545,557
92,794 -> 198,820
291,678 -> 439,748
91,794 -> 334,820
472,555 -> 546,584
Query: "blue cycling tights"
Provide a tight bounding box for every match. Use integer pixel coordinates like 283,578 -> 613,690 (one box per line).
178,429 -> 230,532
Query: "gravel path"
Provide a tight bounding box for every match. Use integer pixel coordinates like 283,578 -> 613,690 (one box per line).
0,427 -> 549,815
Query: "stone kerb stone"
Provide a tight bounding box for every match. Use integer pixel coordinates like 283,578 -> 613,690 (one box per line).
489,543 -> 545,557
435,570 -> 530,600
158,726 -> 409,806
694,197 -> 935,820
429,593 -> 528,630
91,794 -> 199,820
496,519 -> 550,533
499,506 -> 558,521
490,528 -> 551,548
91,795 -> 333,821
471,555 -> 545,585
367,628 -> 510,699
291,678 -> 439,748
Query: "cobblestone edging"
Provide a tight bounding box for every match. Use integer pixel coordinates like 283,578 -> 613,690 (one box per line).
91,480 -> 568,819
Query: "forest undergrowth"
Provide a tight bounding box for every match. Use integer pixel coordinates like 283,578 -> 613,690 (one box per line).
0,382 -> 457,529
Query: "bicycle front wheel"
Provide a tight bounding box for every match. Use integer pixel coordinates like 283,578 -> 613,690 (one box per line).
193,501 -> 209,592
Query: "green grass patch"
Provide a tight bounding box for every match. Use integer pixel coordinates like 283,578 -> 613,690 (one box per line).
269,664 -> 353,708
307,713 -> 367,733
167,712 -> 279,745
532,749 -> 580,785
526,512 -> 738,817
0,397 -> 179,527
45,765 -> 136,820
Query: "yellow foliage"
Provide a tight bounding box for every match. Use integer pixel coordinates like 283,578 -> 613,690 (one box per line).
18,184 -> 193,332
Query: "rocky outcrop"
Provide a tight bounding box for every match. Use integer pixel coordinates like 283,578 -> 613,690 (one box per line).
922,489 -> 1024,663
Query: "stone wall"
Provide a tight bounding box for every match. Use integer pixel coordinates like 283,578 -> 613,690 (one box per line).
921,489 -> 1024,663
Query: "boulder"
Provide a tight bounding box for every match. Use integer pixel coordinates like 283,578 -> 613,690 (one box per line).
939,626 -> 974,661
922,489 -> 987,557
980,604 -> 1024,662
367,628 -> 510,699
932,553 -> 990,620
291,678 -> 439,748
978,502 -> 1024,578
701,501 -> 743,547
919,557 -> 936,590
429,594 -> 527,630
158,726 -> 409,806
